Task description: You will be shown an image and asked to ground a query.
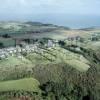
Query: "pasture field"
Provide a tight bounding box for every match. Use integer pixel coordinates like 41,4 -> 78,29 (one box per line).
0,37 -> 15,47
0,56 -> 33,81
0,56 -> 32,67
26,46 -> 90,72
0,78 -> 40,92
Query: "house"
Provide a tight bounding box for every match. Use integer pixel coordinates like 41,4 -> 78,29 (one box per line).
47,40 -> 57,48
75,47 -> 81,51
48,40 -> 53,47
16,53 -> 23,60
91,33 -> 99,41
67,35 -> 81,41
13,49 -> 17,53
22,48 -> 26,52
16,46 -> 22,53
0,54 -> 6,59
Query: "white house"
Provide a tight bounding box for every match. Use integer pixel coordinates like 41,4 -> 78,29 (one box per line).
0,54 -> 6,59
47,40 -> 54,48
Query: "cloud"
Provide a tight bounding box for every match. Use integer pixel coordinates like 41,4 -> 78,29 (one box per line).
0,0 -> 100,18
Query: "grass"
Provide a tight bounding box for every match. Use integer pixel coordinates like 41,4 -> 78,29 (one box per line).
0,37 -> 15,47
0,56 -> 33,67
26,52 -> 52,64
0,56 -> 33,81
0,78 -> 40,92
26,46 -> 90,72
66,59 -> 90,71
85,41 -> 100,51
52,47 -> 90,71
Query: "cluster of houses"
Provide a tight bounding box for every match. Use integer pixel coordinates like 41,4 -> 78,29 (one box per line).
65,35 -> 81,41
0,40 -> 57,60
0,44 -> 40,60
0,32 -> 99,60
90,33 -> 100,41
0,36 -> 88,60
64,33 -> 100,43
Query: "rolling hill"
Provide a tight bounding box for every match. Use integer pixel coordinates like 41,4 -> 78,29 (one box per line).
0,21 -> 100,100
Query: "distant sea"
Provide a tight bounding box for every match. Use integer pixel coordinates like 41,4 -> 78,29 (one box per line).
0,13 -> 100,29
31,14 -> 100,29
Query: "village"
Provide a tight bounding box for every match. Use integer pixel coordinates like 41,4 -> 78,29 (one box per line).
0,32 -> 100,60
0,39 -> 57,60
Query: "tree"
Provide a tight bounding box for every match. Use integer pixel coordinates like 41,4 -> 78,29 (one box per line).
0,42 -> 4,48
58,40 -> 65,46
2,34 -> 11,38
24,39 -> 30,44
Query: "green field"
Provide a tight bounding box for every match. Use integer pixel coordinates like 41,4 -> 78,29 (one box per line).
25,46 -> 90,72
0,37 -> 15,47
0,56 -> 33,81
0,78 -> 40,92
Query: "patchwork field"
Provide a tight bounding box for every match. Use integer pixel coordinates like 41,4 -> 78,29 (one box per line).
0,22 -> 100,100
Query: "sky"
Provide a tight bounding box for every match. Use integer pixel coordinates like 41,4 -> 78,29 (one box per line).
0,0 -> 100,28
